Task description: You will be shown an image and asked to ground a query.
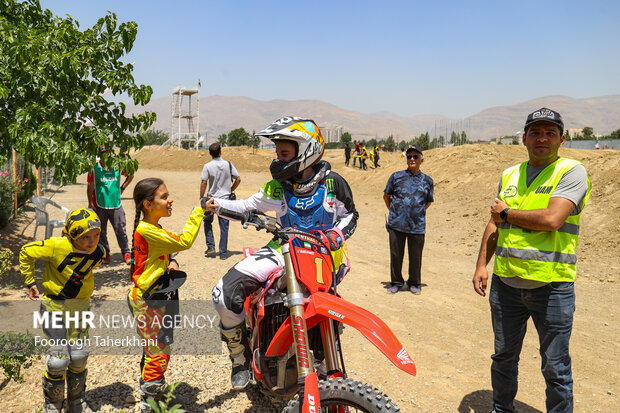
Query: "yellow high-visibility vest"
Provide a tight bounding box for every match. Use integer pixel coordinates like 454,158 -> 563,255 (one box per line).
494,158 -> 591,283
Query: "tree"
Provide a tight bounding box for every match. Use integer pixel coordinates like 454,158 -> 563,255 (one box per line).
384,135 -> 396,152
142,129 -> 168,146
226,128 -> 250,146
415,132 -> 430,150
610,129 -> 620,140
460,131 -> 468,145
582,126 -> 594,138
340,131 -> 352,147
249,131 -> 260,153
0,0 -> 155,184
450,131 -> 460,145
217,133 -> 228,146
385,135 -> 396,152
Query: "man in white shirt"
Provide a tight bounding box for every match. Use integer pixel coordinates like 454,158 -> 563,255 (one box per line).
199,143 -> 241,258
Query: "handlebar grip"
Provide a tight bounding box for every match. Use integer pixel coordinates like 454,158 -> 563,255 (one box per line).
218,208 -> 248,222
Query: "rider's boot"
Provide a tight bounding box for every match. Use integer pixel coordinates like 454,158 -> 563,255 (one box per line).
42,375 -> 66,413
138,378 -> 167,413
65,369 -> 92,413
220,322 -> 251,389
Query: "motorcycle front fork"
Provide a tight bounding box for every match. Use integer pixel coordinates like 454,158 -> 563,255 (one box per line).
282,244 -> 343,382
319,318 -> 342,375
282,243 -> 314,379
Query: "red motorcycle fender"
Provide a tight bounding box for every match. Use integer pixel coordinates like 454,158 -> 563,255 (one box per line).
303,372 -> 321,413
265,292 -> 416,376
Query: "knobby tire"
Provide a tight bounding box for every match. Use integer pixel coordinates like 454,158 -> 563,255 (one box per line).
282,378 -> 401,413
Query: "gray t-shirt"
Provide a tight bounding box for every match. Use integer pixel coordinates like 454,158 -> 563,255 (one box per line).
497,163 -> 589,289
201,157 -> 239,199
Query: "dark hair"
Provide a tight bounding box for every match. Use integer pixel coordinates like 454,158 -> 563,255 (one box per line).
129,178 -> 164,277
209,143 -> 221,157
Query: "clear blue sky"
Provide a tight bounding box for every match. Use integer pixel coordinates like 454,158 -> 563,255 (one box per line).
41,0 -> 620,119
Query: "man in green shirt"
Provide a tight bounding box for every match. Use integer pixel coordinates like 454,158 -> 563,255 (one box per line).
87,160 -> 133,264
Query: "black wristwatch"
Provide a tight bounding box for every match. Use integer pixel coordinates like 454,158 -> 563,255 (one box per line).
500,208 -> 510,223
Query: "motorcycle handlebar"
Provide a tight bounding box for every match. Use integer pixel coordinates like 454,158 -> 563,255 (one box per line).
220,208 -> 324,246
217,207 -> 249,222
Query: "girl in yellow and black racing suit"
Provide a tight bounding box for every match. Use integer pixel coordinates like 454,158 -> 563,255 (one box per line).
127,177 -> 205,412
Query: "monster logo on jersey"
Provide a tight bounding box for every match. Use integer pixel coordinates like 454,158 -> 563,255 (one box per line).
325,178 -> 336,207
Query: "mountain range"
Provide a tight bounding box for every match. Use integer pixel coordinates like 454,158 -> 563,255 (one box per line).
127,94 -> 620,141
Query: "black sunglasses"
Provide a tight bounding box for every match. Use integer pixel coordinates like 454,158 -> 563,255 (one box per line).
406,154 -> 420,160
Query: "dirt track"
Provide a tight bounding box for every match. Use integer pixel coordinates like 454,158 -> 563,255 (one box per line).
0,145 -> 618,412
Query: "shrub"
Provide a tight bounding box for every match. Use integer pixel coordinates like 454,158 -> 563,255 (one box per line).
142,129 -> 169,146
0,248 -> 13,282
0,171 -> 18,228
147,382 -> 186,413
17,166 -> 38,207
0,331 -> 44,383
0,169 -> 32,228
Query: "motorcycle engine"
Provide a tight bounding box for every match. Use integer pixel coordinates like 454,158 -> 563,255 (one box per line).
257,292 -> 324,396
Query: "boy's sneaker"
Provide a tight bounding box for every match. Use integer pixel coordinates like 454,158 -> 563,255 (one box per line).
387,285 -> 400,294
205,248 -> 217,258
124,253 -> 132,265
409,285 -> 422,295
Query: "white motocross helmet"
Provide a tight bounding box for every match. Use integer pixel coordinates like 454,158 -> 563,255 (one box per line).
256,116 -> 325,181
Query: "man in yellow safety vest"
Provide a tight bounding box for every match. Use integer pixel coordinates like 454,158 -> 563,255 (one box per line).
473,107 -> 591,413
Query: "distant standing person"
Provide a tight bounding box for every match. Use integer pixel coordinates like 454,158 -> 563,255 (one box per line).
200,143 -> 241,259
473,108 -> 591,413
383,145 -> 433,295
373,146 -> 380,168
344,142 -> 351,166
359,146 -> 369,170
353,140 -> 362,168
87,149 -> 133,265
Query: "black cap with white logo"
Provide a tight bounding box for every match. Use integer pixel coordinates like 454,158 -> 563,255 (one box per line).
524,107 -> 564,133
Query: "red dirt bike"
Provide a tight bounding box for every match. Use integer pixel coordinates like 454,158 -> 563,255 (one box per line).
218,208 -> 416,413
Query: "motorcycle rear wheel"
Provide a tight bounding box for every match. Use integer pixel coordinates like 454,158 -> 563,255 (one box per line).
282,378 -> 400,413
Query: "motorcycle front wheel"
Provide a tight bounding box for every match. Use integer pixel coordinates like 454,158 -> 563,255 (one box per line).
282,378 -> 401,413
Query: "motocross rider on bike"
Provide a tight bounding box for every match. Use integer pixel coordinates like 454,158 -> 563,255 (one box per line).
204,116 -> 359,389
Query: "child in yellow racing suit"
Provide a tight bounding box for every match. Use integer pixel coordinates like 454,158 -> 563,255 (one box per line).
126,177 -> 205,412
20,207 -> 106,413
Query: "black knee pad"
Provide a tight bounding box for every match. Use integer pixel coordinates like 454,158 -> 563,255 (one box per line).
221,268 -> 261,314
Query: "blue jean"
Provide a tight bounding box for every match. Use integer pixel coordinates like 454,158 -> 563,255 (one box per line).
489,274 -> 575,413
203,214 -> 230,254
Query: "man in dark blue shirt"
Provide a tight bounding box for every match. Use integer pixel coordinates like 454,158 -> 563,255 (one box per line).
383,145 -> 434,294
